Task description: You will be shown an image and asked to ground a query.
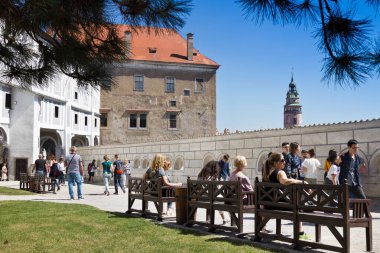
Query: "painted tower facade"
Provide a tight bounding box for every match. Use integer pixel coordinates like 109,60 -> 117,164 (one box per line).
284,76 -> 302,128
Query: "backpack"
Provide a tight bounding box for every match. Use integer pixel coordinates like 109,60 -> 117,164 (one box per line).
49,163 -> 59,178
115,160 -> 124,175
87,163 -> 92,172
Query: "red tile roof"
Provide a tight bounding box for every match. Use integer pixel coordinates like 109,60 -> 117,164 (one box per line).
116,25 -> 219,67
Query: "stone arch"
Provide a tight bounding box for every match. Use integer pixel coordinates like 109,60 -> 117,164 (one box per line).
256,150 -> 272,180
142,157 -> 149,169
133,157 -> 141,169
369,149 -> 380,176
202,153 -> 216,167
0,127 -> 7,144
173,156 -> 184,170
71,135 -> 89,147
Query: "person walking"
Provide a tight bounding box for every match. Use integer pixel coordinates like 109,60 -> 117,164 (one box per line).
339,139 -> 367,199
113,154 -> 126,194
33,154 -> 48,176
88,159 -> 96,183
65,146 -> 84,200
123,158 -> 131,188
218,154 -> 230,181
302,149 -> 321,184
1,163 -> 7,181
48,155 -> 60,193
101,155 -> 112,196
57,157 -> 66,186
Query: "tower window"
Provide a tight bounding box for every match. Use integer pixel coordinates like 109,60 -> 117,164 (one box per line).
85,116 -> 88,126
74,114 -> 78,124
95,118 -> 97,127
169,100 -> 176,107
134,75 -> 144,91
165,77 -> 175,93
100,113 -> 108,127
5,93 -> 11,109
169,114 -> 177,129
54,106 -> 59,118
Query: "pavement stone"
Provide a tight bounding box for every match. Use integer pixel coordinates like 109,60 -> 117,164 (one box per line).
0,181 -> 378,253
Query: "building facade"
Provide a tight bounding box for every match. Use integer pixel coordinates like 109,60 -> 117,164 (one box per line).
284,75 -> 302,128
0,76 -> 100,180
100,26 -> 219,145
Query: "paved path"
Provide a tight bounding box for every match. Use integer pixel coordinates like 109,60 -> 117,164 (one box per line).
1,181 -> 378,253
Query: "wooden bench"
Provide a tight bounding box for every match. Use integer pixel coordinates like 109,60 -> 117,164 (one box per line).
127,177 -> 175,221
19,173 -> 30,190
186,178 -> 255,235
29,174 -> 56,193
254,177 -> 372,252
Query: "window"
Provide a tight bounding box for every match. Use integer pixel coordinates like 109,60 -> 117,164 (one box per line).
140,113 -> 147,128
183,90 -> 190,96
100,113 -> 108,127
85,116 -> 88,126
169,114 -> 177,129
54,106 -> 59,118
129,113 -> 147,129
130,114 -> 137,128
74,92 -> 78,99
74,114 -> 78,124
134,75 -> 144,91
94,118 -> 97,127
195,78 -> 205,93
169,100 -> 176,107
165,77 -> 175,93
5,93 -> 11,109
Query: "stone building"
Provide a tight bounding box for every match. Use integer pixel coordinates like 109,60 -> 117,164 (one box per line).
0,76 -> 100,180
79,118 -> 380,198
100,26 -> 219,145
284,75 -> 302,128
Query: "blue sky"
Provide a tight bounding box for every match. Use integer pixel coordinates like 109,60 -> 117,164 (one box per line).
180,1 -> 380,132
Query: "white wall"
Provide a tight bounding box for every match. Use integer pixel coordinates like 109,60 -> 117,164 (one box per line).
79,119 -> 380,198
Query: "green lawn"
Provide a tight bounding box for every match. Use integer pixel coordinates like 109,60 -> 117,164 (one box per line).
0,201 -> 280,253
0,186 -> 35,195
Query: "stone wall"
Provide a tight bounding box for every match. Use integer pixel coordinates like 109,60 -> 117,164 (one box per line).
79,119 -> 380,197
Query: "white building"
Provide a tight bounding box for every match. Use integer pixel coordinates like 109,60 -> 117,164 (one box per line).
0,75 -> 100,180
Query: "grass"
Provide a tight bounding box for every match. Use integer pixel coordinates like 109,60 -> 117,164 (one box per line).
0,186 -> 35,195
0,201 -> 279,253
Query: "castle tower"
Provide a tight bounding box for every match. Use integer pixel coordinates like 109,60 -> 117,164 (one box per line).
284,75 -> 302,128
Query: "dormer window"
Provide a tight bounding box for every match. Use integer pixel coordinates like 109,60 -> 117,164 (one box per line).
149,47 -> 157,54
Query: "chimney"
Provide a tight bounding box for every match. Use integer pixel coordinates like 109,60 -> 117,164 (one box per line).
124,30 -> 131,56
187,33 -> 194,61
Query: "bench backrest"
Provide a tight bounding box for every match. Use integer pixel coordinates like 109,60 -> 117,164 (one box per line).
129,177 -> 144,195
187,179 -> 213,202
255,178 -> 295,210
212,180 -> 241,205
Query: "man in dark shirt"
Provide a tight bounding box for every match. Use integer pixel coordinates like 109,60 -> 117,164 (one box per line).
339,139 -> 366,199
218,154 -> 230,181
34,154 -> 47,176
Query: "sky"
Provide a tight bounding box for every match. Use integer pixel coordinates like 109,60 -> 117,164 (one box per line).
179,1 -> 380,132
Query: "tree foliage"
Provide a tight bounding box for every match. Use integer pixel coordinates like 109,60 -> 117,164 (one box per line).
0,0 -> 192,90
237,0 -> 380,87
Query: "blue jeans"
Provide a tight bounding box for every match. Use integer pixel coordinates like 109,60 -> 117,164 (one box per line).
113,174 -> 124,193
68,173 -> 82,199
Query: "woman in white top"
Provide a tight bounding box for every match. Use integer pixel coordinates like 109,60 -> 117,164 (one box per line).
57,158 -> 66,186
302,149 -> 321,184
324,150 -> 341,185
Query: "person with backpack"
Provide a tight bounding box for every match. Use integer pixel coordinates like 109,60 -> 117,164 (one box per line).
113,154 -> 126,194
48,155 -> 60,193
88,159 -> 96,182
